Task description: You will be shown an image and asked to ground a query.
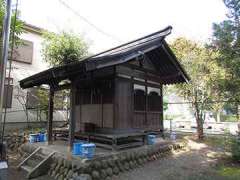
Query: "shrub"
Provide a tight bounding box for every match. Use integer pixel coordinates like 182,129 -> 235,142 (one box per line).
230,137 -> 240,161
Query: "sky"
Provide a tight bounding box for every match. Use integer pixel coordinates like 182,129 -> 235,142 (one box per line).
18,0 -> 228,53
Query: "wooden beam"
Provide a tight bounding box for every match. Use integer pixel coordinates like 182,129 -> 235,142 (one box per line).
116,76 -> 160,89
69,84 -> 76,150
119,63 -> 183,83
47,86 -> 54,145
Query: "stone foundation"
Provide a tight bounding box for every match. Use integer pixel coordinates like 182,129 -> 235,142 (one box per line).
44,141 -> 187,180
5,133 -> 27,152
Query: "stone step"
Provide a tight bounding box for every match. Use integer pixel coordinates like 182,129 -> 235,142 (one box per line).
40,148 -> 54,156
21,165 -> 33,173
18,147 -> 56,179
32,153 -> 46,161
26,158 -> 42,168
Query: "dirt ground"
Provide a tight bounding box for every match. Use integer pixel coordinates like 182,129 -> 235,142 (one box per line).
113,138 -> 237,180
4,137 -> 240,180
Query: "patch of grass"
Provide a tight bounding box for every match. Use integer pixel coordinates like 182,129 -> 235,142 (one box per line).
204,136 -> 224,147
221,115 -> 238,122
216,165 -> 240,180
203,136 -> 233,152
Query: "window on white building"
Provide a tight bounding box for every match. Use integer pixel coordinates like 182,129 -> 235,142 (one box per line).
12,39 -> 33,64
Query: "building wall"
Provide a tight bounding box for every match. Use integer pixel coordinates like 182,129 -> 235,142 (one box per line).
3,28 -> 67,128
74,104 -> 114,132
114,77 -> 163,130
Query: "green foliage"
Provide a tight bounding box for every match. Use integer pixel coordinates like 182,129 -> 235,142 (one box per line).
211,0 -> 240,114
36,88 -> 69,119
163,98 -> 168,111
204,135 -> 232,152
36,88 -> 48,110
41,31 -> 89,66
0,0 -> 23,46
230,137 -> 240,161
221,114 -> 238,122
206,134 -> 240,161
171,38 -> 225,106
217,166 -> 240,179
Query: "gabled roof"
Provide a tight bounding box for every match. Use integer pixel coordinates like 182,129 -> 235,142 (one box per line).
20,26 -> 189,89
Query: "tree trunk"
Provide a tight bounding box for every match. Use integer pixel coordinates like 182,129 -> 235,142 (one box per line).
237,104 -> 240,121
237,104 -> 240,134
216,111 -> 221,123
194,102 -> 204,140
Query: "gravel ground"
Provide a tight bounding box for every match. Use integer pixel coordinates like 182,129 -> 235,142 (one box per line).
113,140 -> 228,180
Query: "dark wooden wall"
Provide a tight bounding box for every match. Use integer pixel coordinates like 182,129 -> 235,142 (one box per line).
73,78 -> 114,132
114,62 -> 164,131
114,77 -> 163,131
71,61 -> 164,132
114,78 -> 132,129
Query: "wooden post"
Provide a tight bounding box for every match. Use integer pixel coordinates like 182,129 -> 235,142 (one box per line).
145,80 -> 148,127
130,76 -> 134,128
101,94 -> 103,128
69,85 -> 76,150
47,86 -> 54,145
160,84 -> 164,131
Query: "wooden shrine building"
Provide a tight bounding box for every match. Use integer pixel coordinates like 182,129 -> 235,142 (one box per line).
20,26 -> 189,149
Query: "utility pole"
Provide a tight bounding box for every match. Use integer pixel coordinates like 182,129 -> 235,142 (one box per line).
0,0 -> 12,157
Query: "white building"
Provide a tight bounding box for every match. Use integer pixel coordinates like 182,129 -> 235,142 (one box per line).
3,23 -> 67,131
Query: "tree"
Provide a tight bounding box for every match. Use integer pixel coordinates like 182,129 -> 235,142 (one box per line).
211,0 -> 240,120
41,31 -> 89,66
0,0 -> 23,47
40,31 -> 88,120
171,38 -> 225,139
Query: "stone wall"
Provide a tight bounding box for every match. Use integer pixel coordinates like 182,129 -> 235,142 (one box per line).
5,133 -> 27,152
4,120 -> 66,132
47,141 -> 187,180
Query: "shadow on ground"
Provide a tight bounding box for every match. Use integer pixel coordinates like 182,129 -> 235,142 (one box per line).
113,138 -> 237,180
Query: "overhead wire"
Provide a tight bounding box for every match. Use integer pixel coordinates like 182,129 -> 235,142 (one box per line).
58,0 -> 122,43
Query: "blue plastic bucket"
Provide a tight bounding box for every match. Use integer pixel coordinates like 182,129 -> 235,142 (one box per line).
29,134 -> 37,143
36,134 -> 40,142
43,133 -> 47,142
38,133 -> 47,142
38,134 -> 42,142
147,135 -> 156,145
81,143 -> 96,159
73,142 -> 84,155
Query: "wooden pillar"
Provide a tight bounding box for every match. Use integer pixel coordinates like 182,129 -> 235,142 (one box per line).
69,85 -> 76,150
130,76 -> 134,128
47,86 -> 54,145
145,80 -> 148,127
101,94 -> 104,128
113,78 -> 117,129
160,84 -> 164,131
